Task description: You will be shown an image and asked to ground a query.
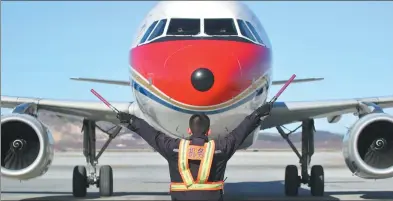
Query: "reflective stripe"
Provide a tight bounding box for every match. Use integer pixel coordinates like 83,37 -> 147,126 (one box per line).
172,139 -> 222,191
178,139 -> 194,186
197,140 -> 215,183
173,148 -> 222,154
170,182 -> 223,191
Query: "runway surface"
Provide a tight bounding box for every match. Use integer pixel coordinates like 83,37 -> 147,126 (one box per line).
2,151 -> 393,200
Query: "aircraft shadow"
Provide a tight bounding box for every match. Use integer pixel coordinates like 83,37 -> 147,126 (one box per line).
2,180 -> 392,200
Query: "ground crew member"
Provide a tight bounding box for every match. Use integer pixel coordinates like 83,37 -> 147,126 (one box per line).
116,102 -> 273,201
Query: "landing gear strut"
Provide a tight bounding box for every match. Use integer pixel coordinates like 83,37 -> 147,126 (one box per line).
276,119 -> 324,197
72,119 -> 120,197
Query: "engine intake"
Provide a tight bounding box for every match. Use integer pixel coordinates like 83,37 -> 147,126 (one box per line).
343,112 -> 393,179
1,114 -> 54,180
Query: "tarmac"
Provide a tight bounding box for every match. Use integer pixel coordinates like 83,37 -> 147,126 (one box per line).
1,151 -> 393,200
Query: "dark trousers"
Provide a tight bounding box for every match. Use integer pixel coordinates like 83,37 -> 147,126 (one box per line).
171,190 -> 223,201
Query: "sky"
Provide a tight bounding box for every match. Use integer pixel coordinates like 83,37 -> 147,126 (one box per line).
1,1 -> 393,134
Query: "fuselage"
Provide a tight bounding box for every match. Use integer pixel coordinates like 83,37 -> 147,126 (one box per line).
129,1 -> 272,148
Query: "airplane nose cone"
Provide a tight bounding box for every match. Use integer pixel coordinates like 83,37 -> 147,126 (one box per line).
191,68 -> 214,92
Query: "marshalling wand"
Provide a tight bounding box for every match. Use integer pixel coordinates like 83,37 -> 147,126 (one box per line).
90,74 -> 297,114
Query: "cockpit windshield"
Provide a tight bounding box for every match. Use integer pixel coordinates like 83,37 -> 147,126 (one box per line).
167,19 -> 200,35
237,19 -> 265,45
245,21 -> 264,44
140,21 -> 159,44
137,17 -> 265,46
204,18 -> 237,36
148,19 -> 167,41
237,19 -> 257,43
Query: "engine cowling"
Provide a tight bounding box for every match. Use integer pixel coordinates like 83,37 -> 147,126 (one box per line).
1,114 -> 54,180
343,112 -> 393,179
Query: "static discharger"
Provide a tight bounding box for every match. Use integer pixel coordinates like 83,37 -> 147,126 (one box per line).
90,74 -> 296,115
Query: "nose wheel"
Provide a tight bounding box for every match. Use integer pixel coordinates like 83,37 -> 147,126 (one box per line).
277,119 -> 325,197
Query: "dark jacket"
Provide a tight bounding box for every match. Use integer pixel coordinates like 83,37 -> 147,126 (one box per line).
126,113 -> 262,201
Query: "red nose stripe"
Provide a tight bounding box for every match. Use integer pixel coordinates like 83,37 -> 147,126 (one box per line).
130,40 -> 269,106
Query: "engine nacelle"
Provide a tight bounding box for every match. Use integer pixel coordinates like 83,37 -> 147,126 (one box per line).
1,114 -> 54,180
343,112 -> 393,179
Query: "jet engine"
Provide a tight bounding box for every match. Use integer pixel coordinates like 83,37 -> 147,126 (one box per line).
343,112 -> 393,179
1,114 -> 54,180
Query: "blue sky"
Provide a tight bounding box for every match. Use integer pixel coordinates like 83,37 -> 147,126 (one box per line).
1,1 -> 393,134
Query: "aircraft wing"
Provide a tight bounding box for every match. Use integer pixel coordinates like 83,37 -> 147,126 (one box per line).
69,77 -> 324,86
271,77 -> 324,85
261,96 -> 393,129
70,77 -> 130,86
1,96 -> 135,123
3,95 -> 393,130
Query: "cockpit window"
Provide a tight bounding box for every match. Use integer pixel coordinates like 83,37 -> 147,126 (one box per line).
167,18 -> 200,35
140,21 -> 159,44
245,21 -> 264,44
237,19 -> 256,42
204,19 -> 237,36
148,19 -> 167,41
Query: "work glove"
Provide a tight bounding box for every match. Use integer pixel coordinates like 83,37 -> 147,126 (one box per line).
251,102 -> 273,119
116,112 -> 135,124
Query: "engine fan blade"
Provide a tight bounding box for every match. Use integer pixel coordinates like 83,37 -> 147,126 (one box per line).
364,138 -> 393,169
3,139 -> 38,170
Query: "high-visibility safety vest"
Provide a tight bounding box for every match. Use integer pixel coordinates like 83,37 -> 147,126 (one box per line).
170,139 -> 224,191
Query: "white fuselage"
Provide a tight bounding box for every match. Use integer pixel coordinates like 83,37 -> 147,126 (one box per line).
128,1 -> 272,149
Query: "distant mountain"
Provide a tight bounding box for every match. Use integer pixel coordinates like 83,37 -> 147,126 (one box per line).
35,111 -> 344,151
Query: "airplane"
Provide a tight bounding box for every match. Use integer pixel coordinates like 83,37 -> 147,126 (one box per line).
2,1 -> 393,198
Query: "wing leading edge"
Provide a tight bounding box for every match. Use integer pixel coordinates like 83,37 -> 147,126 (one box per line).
1,96 -> 136,123
69,77 -> 324,86
2,95 -> 393,129
262,96 -> 393,129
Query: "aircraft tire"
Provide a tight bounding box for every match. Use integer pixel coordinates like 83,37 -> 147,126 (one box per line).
72,165 -> 87,197
310,165 -> 324,196
284,165 -> 299,196
99,165 -> 113,197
